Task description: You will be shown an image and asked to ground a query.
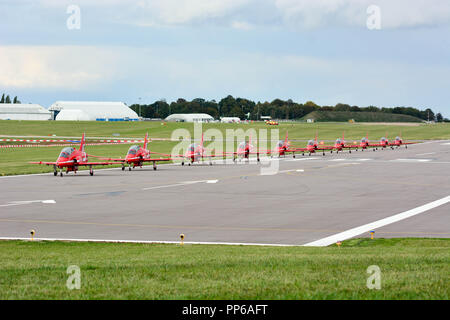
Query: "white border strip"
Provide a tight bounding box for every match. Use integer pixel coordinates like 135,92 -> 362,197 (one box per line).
303,195 -> 450,247
0,236 -> 297,247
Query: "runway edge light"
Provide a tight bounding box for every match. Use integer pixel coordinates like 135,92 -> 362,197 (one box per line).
30,229 -> 35,241
336,241 -> 342,248
370,230 -> 375,240
180,233 -> 185,246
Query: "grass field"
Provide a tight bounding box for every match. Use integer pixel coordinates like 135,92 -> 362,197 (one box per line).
1,121 -> 450,176
0,238 -> 448,299
1,120 -> 450,140
301,111 -> 423,122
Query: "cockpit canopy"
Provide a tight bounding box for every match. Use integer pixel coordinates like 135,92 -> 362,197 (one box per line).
238,141 -> 248,149
188,143 -> 199,152
381,137 -> 386,141
277,141 -> 284,148
59,147 -> 75,158
361,137 -> 367,142
307,140 -> 315,146
395,136 -> 401,140
127,145 -> 140,155
335,139 -> 342,144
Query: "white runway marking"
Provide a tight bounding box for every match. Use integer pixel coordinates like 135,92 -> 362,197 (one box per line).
392,159 -> 432,162
416,152 -> 436,156
0,237 -> 297,247
303,195 -> 450,247
287,157 -> 320,162
142,180 -> 217,190
0,200 -> 56,207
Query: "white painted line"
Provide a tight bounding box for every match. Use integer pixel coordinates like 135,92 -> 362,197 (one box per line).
329,159 -> 346,162
303,195 -> 450,247
0,199 -> 56,207
441,143 -> 450,145
0,237 -> 298,247
296,169 -> 305,172
287,157 -> 320,162
142,180 -> 218,190
392,159 -> 432,162
142,183 -> 195,191
416,152 -> 436,156
356,159 -> 372,161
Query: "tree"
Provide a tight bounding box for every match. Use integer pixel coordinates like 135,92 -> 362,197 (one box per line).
436,113 -> 443,122
13,96 -> 20,104
0,94 -> 4,103
5,95 -> 11,103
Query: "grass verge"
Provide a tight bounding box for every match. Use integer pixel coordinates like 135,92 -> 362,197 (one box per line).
0,238 -> 448,299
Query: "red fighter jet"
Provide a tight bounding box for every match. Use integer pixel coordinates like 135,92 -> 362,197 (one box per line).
270,131 -> 331,157
99,133 -> 173,171
232,135 -> 260,162
181,133 -> 215,166
389,134 -> 415,149
30,134 -> 115,177
293,133 -> 334,156
270,131 -> 303,157
329,132 -> 364,154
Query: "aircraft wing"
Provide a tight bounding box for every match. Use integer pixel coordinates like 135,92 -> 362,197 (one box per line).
76,161 -> 118,166
126,157 -> 173,162
30,161 -> 58,166
29,161 -> 116,166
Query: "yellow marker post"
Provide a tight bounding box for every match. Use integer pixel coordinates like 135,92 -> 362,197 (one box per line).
30,229 -> 35,241
180,234 -> 185,246
336,241 -> 342,248
370,230 -> 375,240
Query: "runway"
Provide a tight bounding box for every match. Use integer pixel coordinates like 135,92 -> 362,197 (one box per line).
1,141 -> 449,245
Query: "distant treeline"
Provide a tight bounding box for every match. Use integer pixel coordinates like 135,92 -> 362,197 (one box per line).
130,96 -> 446,122
0,93 -> 21,104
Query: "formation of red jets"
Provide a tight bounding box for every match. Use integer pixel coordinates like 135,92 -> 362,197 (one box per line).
31,131 -> 415,176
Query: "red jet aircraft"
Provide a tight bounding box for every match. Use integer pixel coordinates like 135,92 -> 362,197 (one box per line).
30,134 -> 115,176
389,135 -> 414,149
99,133 -> 173,171
180,133 -> 216,166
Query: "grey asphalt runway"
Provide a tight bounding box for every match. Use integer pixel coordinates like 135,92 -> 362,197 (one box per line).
1,140 -> 449,245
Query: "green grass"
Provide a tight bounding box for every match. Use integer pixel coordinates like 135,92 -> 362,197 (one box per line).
1,121 -> 450,176
302,111 -> 423,122
0,238 -> 448,299
1,120 -> 450,140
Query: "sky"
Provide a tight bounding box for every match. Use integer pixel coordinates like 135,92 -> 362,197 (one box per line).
1,0 -> 449,117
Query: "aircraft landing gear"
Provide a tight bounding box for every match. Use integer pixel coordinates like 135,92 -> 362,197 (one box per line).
53,165 -> 57,176
122,164 -> 125,171
153,161 -> 157,170
181,161 -> 185,166
89,166 -> 94,176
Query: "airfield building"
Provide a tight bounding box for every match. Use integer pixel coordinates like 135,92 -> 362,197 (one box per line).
49,101 -> 139,121
165,113 -> 214,123
0,104 -> 52,120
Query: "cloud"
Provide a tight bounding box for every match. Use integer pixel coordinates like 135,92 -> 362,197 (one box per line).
13,0 -> 450,30
0,46 -> 117,89
274,0 -> 450,29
